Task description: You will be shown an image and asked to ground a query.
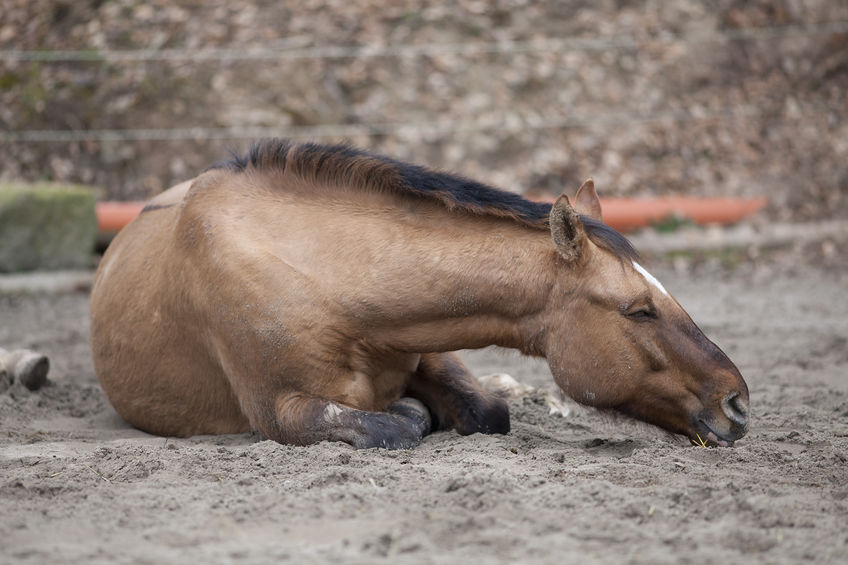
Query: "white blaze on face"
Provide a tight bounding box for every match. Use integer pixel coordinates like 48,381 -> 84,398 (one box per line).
632,261 -> 670,297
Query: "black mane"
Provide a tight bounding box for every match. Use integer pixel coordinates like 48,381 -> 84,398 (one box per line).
211,139 -> 637,261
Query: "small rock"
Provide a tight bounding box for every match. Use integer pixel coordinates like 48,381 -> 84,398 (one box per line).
0,348 -> 50,391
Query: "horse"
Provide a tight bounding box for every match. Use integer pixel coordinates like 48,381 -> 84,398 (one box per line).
90,139 -> 749,449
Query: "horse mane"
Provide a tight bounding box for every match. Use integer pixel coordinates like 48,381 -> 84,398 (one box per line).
210,139 -> 637,261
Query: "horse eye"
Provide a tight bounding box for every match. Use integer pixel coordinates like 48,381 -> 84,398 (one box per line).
626,308 -> 657,321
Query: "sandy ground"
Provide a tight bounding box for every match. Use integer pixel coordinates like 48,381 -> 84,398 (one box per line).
1,264 -> 847,564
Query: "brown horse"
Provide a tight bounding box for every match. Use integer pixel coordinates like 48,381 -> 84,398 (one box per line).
90,140 -> 749,449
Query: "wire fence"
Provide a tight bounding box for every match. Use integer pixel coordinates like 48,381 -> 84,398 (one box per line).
0,105 -> 781,143
1,21 -> 843,143
2,21 -> 846,63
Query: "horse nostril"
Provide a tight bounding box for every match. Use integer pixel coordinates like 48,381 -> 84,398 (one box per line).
721,392 -> 749,428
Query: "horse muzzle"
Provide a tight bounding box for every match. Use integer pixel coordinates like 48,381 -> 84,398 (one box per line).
692,392 -> 750,447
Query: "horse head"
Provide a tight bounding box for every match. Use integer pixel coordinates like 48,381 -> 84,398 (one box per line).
544,180 -> 749,446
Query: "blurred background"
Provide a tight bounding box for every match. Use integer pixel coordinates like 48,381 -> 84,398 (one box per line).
0,0 -> 846,246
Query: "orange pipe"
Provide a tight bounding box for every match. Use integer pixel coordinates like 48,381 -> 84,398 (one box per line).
595,196 -> 768,232
96,196 -> 767,237
96,201 -> 145,234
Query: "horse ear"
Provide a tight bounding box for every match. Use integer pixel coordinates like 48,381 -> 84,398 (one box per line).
574,178 -> 602,222
550,193 -> 587,263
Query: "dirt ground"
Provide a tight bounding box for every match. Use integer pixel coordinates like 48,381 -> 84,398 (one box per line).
1,263 -> 847,564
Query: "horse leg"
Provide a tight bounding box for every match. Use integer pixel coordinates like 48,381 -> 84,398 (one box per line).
407,352 -> 510,435
266,393 -> 432,449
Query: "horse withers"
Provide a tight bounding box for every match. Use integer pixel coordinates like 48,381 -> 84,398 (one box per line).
90,140 -> 749,449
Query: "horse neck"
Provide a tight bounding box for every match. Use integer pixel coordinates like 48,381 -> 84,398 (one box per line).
237,180 -> 565,356
356,211 -> 561,355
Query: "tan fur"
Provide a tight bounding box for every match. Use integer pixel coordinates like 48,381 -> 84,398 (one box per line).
91,159 -> 749,447
574,178 -> 603,221
549,194 -> 586,263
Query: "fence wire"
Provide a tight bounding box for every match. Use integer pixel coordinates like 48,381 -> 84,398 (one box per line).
1,21 -> 845,63
0,105 -> 781,143
0,21 -> 842,143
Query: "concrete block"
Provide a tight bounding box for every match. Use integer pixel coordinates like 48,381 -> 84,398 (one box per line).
0,182 -> 97,272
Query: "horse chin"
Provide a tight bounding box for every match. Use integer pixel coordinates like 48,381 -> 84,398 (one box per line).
691,431 -> 732,448
597,406 -> 687,445
690,420 -> 739,448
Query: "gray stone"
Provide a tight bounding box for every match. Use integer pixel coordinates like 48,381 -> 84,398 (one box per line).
0,347 -> 50,391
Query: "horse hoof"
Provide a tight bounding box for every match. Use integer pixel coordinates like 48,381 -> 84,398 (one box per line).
456,395 -> 510,436
388,397 -> 433,436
